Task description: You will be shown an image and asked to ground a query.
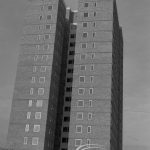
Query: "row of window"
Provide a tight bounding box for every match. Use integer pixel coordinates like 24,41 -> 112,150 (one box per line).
28,100 -> 43,107
69,42 -> 96,49
30,88 -> 45,95
76,125 -> 92,133
32,66 -> 49,73
39,14 -> 52,21
76,112 -> 92,120
24,137 -> 39,145
27,112 -> 41,119
33,55 -> 50,61
31,77 -> 46,84
82,22 -> 96,28
76,88 -> 93,95
83,2 -> 97,8
40,5 -> 53,11
25,124 -> 40,132
83,12 -> 97,18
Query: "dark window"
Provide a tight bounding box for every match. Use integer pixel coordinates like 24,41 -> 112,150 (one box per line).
66,87 -> 72,92
83,22 -> 87,27
68,60 -> 74,64
83,32 -> 88,38
62,138 -> 68,143
70,42 -> 75,47
63,126 -> 69,132
64,107 -> 71,112
84,12 -> 88,17
67,78 -> 73,83
40,15 -> 42,20
65,97 -> 71,102
48,5 -> 52,10
70,34 -> 76,39
46,25 -> 51,29
67,69 -> 73,73
69,51 -> 75,55
94,12 -> 96,17
47,15 -> 51,20
64,117 -> 70,122
84,3 -> 89,7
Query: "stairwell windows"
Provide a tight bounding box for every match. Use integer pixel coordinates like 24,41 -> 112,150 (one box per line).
83,32 -> 88,38
76,125 -> 82,133
75,139 -> 82,146
78,88 -> 85,95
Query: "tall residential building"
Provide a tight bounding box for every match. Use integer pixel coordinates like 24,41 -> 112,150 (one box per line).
7,0 -> 123,150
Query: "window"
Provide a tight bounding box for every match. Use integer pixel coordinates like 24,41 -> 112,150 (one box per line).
63,127 -> 69,132
30,88 -> 34,95
34,55 -> 38,61
62,138 -> 68,143
68,60 -> 74,64
27,112 -> 31,119
80,54 -> 86,60
43,44 -> 49,50
69,51 -> 75,55
46,24 -> 51,29
87,139 -> 91,144
88,113 -> 92,120
65,97 -> 71,102
47,15 -> 51,20
91,53 -> 95,59
24,137 -> 28,145
38,88 -> 44,95
94,2 -> 97,7
89,88 -> 93,95
83,32 -> 88,38
84,12 -> 88,17
45,34 -> 50,40
33,125 -> 40,132
93,32 -> 96,37
76,112 -> 83,120
94,12 -> 96,17
89,100 -> 93,107
93,22 -> 96,27
76,125 -> 82,133
39,77 -> 45,83
70,34 -> 76,39
75,139 -> 82,146
81,43 -> 87,48
78,88 -> 85,95
64,106 -> 71,112
35,112 -> 41,119
39,15 -> 42,20
25,124 -> 29,132
92,43 -> 95,48
36,100 -> 43,107
66,87 -> 72,92
36,45 -> 40,50
67,78 -> 73,83
87,126 -> 91,133
70,42 -> 75,47
48,5 -> 52,11
83,22 -> 87,27
31,77 -> 35,83
77,100 -> 84,107
90,65 -> 94,71
84,3 -> 88,7
32,137 -> 39,145
28,100 -> 32,107
80,65 -> 86,71
90,76 -> 94,83
79,76 -> 85,83
40,66 -> 47,72
64,116 -> 70,122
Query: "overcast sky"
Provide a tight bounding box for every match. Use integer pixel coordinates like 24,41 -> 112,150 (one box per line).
0,0 -> 149,150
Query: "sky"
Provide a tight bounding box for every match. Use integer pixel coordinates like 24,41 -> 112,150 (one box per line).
0,0 -> 149,150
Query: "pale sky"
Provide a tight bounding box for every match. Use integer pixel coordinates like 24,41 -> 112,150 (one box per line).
0,0 -> 150,150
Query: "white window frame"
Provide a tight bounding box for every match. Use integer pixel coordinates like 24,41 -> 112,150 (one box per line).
88,113 -> 92,120
79,76 -> 85,83
35,112 -> 41,119
33,125 -> 40,132
80,53 -> 86,60
87,139 -> 91,145
28,100 -> 32,107
81,43 -> 87,48
80,65 -> 86,71
90,64 -> 94,71
30,88 -> 34,95
90,76 -> 94,83
89,88 -> 93,95
38,88 -> 44,95
89,100 -> 93,107
75,139 -> 82,146
40,66 -> 47,72
87,126 -> 91,133
78,88 -> 85,95
76,112 -> 83,120
77,100 -> 84,107
39,77 -> 45,84
33,66 -> 37,72
31,77 -> 35,83
23,137 -> 28,145
36,100 -> 43,107
32,137 -> 39,145
83,32 -> 88,38
25,124 -> 29,132
76,125 -> 82,133
27,112 -> 31,119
